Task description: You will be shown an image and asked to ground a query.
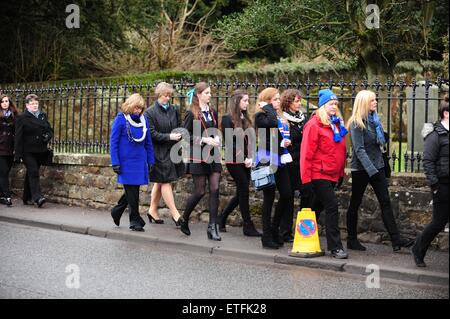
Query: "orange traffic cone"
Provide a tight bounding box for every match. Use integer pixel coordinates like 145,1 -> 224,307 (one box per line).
290,208 -> 325,258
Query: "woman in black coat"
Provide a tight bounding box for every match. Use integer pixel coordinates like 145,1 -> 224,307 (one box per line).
279,89 -> 308,242
144,82 -> 184,225
14,94 -> 53,207
0,94 -> 18,206
179,82 -> 222,241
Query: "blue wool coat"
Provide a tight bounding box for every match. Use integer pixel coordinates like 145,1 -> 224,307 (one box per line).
110,113 -> 155,185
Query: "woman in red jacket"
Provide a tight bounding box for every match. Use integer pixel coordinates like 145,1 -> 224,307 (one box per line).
300,89 -> 348,259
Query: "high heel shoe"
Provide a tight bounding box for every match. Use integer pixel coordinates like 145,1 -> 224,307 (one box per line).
172,217 -> 181,227
147,213 -> 164,224
207,223 -> 221,241
179,217 -> 191,236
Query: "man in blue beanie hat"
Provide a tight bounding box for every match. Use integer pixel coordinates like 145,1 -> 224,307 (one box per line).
318,89 -> 338,107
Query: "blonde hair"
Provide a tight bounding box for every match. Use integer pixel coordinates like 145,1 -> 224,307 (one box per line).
316,100 -> 343,125
121,93 -> 145,115
256,88 -> 279,113
155,82 -> 174,97
347,90 -> 376,129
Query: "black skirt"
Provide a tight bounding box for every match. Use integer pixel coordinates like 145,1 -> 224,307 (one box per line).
186,162 -> 222,175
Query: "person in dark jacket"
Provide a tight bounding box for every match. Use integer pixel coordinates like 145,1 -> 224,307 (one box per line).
300,89 -> 348,259
279,89 -> 308,242
255,87 -> 294,249
110,93 -> 155,232
179,82 -> 222,241
14,94 -> 53,208
217,89 -> 261,237
144,82 -> 185,226
346,90 -> 413,252
0,94 -> 18,206
412,95 -> 449,267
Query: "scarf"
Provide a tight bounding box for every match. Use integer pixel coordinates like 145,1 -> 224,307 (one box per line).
28,110 -> 41,118
368,112 -> 386,145
124,113 -> 147,143
283,111 -> 306,129
277,116 -> 293,164
2,110 -> 12,118
329,115 -> 348,142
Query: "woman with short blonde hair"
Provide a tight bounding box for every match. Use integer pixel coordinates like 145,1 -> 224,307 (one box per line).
144,82 -> 184,226
110,93 -> 155,232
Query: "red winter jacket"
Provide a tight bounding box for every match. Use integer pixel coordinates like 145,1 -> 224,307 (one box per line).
300,114 -> 346,184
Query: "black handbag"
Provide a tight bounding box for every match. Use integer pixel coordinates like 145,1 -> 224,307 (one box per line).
251,164 -> 276,191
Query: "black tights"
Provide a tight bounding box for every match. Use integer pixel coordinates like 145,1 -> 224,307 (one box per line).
183,172 -> 221,224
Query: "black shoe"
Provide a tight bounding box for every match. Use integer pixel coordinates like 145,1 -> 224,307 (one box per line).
217,213 -> 227,232
282,233 -> 294,243
130,225 -> 145,232
243,221 -> 262,237
207,223 -> 221,241
271,228 -> 284,247
261,235 -> 279,249
0,197 -> 12,206
35,197 -> 46,208
347,239 -> 367,251
393,238 -> 414,252
411,244 -> 426,267
179,217 -> 191,236
111,208 -> 121,226
330,249 -> 348,259
172,217 -> 181,227
147,213 -> 164,224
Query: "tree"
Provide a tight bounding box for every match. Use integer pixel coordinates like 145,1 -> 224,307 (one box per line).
217,0 -> 449,80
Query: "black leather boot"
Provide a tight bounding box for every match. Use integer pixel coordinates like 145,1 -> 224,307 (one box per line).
217,212 -> 229,232
261,234 -> 279,249
179,217 -> 191,236
207,223 -> 221,241
243,221 -> 262,237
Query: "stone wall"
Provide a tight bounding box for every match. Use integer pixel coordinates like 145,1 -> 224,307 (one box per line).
10,154 -> 448,251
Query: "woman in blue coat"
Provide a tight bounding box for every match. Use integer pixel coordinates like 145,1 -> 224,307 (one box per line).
110,93 -> 155,232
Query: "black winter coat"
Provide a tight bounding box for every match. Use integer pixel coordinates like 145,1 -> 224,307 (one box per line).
14,111 -> 53,160
221,114 -> 251,164
144,102 -> 184,183
254,104 -> 284,160
423,121 -> 449,186
0,113 -> 15,156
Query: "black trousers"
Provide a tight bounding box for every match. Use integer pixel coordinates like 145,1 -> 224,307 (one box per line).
280,161 -> 313,237
346,169 -> 401,245
311,179 -> 343,251
261,165 -> 293,235
22,152 -> 47,202
0,155 -> 13,198
414,183 -> 449,259
112,185 -> 145,228
222,164 -> 251,223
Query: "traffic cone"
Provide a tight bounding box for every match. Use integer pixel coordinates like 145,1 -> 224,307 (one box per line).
290,208 -> 325,258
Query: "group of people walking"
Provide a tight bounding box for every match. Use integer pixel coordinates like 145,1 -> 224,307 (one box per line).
1,93 -> 53,208
1,84 -> 447,266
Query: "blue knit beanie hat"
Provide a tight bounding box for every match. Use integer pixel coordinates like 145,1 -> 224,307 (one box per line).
318,89 -> 337,107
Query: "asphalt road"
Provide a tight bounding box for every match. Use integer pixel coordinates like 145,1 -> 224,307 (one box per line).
0,222 -> 447,299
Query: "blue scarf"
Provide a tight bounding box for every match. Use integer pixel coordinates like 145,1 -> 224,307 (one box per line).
368,112 -> 386,145
161,103 -> 169,110
277,116 -> 291,159
329,115 -> 348,142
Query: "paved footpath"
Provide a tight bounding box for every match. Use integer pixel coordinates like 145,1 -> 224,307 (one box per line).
0,199 -> 448,287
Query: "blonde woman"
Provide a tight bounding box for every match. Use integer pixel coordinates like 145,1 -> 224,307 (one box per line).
255,87 -> 293,249
300,89 -> 347,258
346,90 -> 412,252
144,82 -> 184,226
110,93 -> 155,232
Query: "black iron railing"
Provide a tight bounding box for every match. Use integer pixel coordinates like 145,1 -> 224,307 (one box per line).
1,77 -> 448,173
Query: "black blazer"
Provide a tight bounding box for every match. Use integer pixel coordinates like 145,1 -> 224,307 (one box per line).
183,108 -> 219,162
14,111 -> 53,159
254,104 -> 284,157
221,114 -> 251,163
